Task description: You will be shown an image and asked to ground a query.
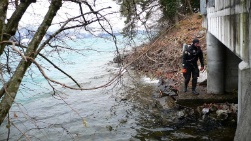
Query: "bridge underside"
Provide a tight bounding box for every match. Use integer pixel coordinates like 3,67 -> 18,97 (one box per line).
207,32 -> 241,94
204,0 -> 251,140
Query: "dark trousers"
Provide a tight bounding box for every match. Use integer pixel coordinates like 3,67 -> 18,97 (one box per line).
183,66 -> 199,90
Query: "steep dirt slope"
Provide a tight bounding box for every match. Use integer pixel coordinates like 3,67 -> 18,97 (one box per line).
124,13 -> 206,89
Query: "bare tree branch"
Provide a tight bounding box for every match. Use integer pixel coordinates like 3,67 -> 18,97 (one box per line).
36,6 -> 113,55
7,112 -> 10,141
0,0 -> 124,129
39,53 -> 81,88
27,56 -> 125,90
11,121 -> 32,141
2,41 -> 82,90
0,0 -> 63,125
0,1 -> 32,55
10,42 -> 27,61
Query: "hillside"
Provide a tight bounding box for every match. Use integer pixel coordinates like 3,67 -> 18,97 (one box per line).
124,13 -> 206,89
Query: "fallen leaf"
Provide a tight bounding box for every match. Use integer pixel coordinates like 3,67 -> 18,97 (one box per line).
14,112 -> 18,118
82,119 -> 87,127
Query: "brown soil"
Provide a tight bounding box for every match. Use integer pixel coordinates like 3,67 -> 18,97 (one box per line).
124,13 -> 207,90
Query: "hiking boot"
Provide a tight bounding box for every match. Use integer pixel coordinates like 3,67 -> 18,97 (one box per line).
192,90 -> 199,95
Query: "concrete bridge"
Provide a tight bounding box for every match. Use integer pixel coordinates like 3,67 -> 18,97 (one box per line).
201,0 -> 251,140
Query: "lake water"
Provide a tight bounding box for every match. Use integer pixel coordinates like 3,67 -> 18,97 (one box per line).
0,35 -> 149,141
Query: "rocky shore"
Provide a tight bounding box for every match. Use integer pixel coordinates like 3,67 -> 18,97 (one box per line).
119,13 -> 238,139
152,78 -> 237,124
116,75 -> 236,140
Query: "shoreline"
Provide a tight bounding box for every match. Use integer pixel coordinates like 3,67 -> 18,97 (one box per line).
118,70 -> 237,140
122,13 -> 237,104
119,13 -> 238,140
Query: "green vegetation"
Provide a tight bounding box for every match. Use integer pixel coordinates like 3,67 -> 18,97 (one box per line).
116,0 -> 200,38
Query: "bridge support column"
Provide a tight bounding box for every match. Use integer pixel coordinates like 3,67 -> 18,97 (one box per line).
225,49 -> 241,92
207,32 -> 225,94
238,61 -> 251,122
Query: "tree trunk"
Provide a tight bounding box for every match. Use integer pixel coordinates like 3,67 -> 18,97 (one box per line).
186,0 -> 193,14
0,0 -> 62,125
0,0 -> 8,40
0,2 -> 32,56
174,12 -> 179,24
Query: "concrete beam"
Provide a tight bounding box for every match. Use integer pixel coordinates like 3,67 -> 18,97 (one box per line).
207,7 -> 249,62
207,32 -> 225,94
208,4 -> 248,18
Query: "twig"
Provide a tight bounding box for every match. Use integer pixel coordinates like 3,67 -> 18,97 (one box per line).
56,93 -> 84,125
38,54 -> 81,88
10,42 -> 27,61
3,42 -> 83,88
121,23 -> 178,71
17,127 -> 47,141
145,52 -> 158,63
0,41 -> 27,61
11,122 -> 31,141
7,112 -> 10,141
27,57 -> 124,90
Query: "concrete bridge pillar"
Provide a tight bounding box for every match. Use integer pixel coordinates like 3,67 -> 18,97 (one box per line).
224,49 -> 241,92
207,32 -> 225,94
238,61 -> 251,122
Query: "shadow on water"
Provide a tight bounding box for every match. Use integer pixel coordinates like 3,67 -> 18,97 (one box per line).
119,75 -> 237,141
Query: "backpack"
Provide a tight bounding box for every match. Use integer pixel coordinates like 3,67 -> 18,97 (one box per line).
182,43 -> 191,53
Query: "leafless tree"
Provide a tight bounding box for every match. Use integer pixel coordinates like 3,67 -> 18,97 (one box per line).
0,0 -> 124,128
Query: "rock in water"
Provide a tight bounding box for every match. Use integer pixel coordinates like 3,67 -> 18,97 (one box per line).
157,78 -> 178,97
177,111 -> 185,119
216,110 -> 228,120
166,96 -> 177,109
202,108 -> 210,114
113,54 -> 128,63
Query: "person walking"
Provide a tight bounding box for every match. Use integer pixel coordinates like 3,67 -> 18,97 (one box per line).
182,38 -> 204,94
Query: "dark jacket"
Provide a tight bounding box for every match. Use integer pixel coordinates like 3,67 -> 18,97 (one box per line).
182,44 -> 204,68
